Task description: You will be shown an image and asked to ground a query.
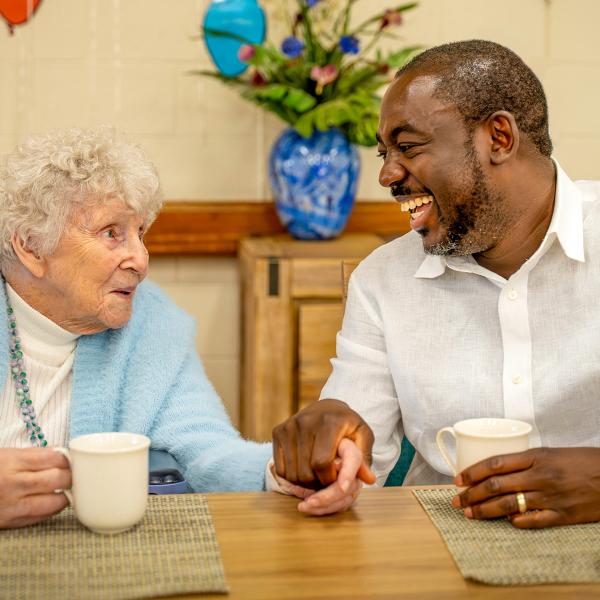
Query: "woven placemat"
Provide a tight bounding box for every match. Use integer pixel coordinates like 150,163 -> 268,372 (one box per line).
1,494 -> 228,600
414,489 -> 600,585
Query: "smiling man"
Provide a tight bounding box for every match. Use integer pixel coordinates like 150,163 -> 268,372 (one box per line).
273,40 -> 600,528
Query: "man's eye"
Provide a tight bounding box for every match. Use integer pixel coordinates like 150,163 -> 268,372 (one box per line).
377,152 -> 386,159
103,230 -> 116,238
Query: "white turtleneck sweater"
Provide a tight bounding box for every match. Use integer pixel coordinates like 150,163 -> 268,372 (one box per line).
0,284 -> 79,448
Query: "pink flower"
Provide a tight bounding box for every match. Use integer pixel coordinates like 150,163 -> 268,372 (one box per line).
381,10 -> 403,28
238,44 -> 256,62
310,64 -> 339,94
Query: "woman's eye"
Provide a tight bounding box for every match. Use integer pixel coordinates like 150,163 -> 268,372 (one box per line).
377,152 -> 386,159
103,229 -> 116,239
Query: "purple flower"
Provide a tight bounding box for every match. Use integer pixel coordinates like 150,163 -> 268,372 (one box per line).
339,35 -> 360,55
281,36 -> 305,59
305,0 -> 324,6
238,44 -> 256,62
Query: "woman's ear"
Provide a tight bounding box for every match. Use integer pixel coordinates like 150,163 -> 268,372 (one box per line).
11,233 -> 47,278
486,110 -> 519,165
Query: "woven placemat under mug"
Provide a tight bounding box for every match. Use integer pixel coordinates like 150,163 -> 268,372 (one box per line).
414,488 -> 600,586
1,494 -> 228,600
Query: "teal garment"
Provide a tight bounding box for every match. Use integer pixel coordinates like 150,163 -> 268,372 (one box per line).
383,437 -> 416,487
0,278 -> 273,493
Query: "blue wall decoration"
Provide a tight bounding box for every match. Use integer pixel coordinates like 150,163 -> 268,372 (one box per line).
269,128 -> 361,240
203,0 -> 266,78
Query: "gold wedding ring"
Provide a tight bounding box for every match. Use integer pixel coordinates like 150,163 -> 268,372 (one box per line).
516,492 -> 527,514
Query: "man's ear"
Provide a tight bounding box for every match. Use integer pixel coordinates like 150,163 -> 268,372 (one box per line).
11,233 -> 47,278
485,110 -> 519,165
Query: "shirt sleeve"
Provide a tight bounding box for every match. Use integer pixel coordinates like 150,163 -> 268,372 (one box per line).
319,274 -> 403,486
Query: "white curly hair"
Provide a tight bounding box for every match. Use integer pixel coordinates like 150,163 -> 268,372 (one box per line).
0,126 -> 163,273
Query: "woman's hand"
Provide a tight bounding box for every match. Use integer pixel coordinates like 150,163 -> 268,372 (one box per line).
0,447 -> 71,529
452,447 -> 600,528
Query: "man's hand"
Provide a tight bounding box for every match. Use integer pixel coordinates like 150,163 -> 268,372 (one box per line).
452,447 -> 600,528
272,438 -> 366,515
0,447 -> 71,529
272,399 -> 376,490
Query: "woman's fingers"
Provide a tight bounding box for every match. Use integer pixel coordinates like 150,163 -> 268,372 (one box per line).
335,438 -> 363,493
13,467 -> 72,496
298,477 -> 362,513
299,484 -> 362,516
13,447 -> 69,472
0,492 -> 69,530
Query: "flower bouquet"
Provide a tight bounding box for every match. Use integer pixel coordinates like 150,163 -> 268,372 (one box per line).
198,0 -> 421,239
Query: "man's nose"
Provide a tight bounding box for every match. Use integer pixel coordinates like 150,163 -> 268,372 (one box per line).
379,159 -> 408,189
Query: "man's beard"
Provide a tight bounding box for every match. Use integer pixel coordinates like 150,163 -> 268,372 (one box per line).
422,148 -> 509,257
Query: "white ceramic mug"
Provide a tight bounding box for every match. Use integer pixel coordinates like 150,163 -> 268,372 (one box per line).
55,432 -> 150,534
436,418 -> 532,477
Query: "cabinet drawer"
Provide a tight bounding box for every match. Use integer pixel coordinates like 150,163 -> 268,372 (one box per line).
291,259 -> 344,298
298,303 -> 344,411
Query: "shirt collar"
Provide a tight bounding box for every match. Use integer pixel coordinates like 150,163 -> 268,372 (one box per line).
414,158 -> 585,280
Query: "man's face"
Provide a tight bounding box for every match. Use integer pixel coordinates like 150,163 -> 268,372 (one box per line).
377,73 -> 510,256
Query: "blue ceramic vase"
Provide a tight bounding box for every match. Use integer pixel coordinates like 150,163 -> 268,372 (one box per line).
268,128 -> 361,240
203,0 -> 265,78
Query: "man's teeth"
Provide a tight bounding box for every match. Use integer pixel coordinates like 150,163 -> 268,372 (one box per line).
411,210 -> 424,220
400,196 -> 433,212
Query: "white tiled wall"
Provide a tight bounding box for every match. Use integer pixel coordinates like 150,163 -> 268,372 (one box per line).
1,0 -> 599,425
147,258 -> 241,425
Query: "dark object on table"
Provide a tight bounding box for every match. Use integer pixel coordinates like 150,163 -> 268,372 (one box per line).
148,449 -> 187,494
148,469 -> 187,495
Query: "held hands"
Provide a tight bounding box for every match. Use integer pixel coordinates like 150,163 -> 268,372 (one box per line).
272,399 -> 376,515
0,447 -> 71,529
452,447 -> 600,528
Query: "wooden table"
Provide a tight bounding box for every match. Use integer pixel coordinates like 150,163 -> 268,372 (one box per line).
170,487 -> 600,600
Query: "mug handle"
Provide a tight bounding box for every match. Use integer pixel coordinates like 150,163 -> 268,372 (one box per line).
436,427 -> 458,476
53,447 -> 74,506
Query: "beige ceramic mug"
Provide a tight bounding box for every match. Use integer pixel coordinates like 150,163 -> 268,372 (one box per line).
55,432 -> 150,534
436,418 -> 532,478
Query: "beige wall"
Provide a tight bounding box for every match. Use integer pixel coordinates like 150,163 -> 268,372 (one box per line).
1,0 -> 599,424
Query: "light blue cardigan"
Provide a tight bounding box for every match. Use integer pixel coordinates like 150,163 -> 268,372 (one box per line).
0,280 -> 273,492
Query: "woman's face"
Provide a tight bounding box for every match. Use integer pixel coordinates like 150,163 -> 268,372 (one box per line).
39,202 -> 149,334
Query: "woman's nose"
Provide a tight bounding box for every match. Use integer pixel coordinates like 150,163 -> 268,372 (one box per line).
123,236 -> 149,275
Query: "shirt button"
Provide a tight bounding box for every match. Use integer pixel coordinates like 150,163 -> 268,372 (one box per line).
508,290 -> 518,300
512,375 -> 523,384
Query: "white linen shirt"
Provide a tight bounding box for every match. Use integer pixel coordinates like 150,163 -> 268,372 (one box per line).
320,160 -> 600,487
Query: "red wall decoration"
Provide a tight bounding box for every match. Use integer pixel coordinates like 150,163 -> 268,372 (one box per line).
0,0 -> 43,34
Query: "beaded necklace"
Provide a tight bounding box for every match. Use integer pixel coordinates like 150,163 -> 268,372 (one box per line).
4,284 -> 47,447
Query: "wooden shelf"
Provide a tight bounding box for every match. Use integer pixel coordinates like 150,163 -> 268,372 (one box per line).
145,201 -> 411,257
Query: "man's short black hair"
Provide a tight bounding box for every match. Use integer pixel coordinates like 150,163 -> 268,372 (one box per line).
396,40 -> 552,157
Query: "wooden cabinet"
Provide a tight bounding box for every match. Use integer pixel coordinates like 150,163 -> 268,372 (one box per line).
239,234 -> 384,441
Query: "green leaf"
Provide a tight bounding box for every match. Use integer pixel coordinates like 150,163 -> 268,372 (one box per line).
314,106 -> 329,132
295,113 -> 314,138
202,27 -> 254,44
283,89 -> 317,113
257,84 -> 288,101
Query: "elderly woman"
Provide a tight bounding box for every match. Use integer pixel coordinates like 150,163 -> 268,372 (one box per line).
0,127 -> 364,529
